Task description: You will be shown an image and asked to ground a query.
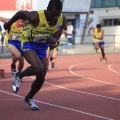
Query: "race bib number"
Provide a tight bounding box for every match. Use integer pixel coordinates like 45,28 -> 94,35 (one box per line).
12,34 -> 20,40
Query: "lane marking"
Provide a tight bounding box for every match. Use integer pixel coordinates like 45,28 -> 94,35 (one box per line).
44,82 -> 120,101
69,61 -> 120,87
0,89 -> 114,120
108,64 -> 120,74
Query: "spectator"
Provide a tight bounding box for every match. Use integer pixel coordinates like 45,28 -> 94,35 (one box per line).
66,21 -> 74,46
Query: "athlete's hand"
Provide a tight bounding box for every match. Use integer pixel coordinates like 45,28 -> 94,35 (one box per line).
32,36 -> 46,43
45,35 -> 57,45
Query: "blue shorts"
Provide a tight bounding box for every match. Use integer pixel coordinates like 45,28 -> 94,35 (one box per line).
22,42 -> 49,59
8,40 -> 24,56
99,41 -> 105,46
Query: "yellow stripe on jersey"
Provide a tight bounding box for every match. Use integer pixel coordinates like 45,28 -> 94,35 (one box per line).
19,10 -> 63,43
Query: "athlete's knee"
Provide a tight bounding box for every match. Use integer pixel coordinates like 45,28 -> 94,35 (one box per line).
13,52 -> 21,59
52,55 -> 57,59
19,60 -> 24,66
34,65 -> 43,74
52,52 -> 57,59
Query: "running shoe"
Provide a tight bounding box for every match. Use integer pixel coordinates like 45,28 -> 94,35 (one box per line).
11,64 -> 16,75
11,71 -> 21,93
102,60 -> 107,64
24,98 -> 40,110
51,62 -> 55,68
48,65 -> 51,70
94,49 -> 98,55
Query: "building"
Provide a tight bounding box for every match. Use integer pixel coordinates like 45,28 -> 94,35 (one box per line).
0,0 -> 120,47
86,0 -> 120,47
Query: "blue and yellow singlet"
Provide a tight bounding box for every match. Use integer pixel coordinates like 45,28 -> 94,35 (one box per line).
93,28 -> 103,42
19,10 -> 63,43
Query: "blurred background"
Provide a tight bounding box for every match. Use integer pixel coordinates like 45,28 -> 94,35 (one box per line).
0,0 -> 120,56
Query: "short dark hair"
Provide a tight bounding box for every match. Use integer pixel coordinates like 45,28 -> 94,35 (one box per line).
47,0 -> 62,11
96,24 -> 101,28
0,25 -> 2,31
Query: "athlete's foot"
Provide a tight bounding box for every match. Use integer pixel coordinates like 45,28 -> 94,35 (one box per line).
51,62 -> 55,68
102,59 -> 107,64
94,49 -> 98,55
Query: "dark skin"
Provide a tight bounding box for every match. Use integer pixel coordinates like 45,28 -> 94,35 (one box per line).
4,8 -> 67,100
4,9 -> 67,44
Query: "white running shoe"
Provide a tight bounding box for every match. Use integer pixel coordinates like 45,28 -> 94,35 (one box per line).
11,71 -> 21,93
24,98 -> 40,110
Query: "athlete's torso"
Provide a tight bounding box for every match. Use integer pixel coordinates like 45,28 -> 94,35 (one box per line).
5,22 -> 23,42
93,28 -> 103,42
19,10 -> 63,43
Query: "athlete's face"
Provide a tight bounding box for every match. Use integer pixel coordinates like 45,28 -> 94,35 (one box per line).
47,8 -> 61,23
97,28 -> 101,32
17,19 -> 26,27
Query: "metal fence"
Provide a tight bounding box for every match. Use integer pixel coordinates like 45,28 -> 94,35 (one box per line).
0,34 -> 120,57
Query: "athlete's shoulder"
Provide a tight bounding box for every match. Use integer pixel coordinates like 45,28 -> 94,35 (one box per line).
37,10 -> 44,14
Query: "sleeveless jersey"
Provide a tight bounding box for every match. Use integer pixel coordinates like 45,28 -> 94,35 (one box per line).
93,28 -> 103,42
5,22 -> 23,42
19,10 -> 63,42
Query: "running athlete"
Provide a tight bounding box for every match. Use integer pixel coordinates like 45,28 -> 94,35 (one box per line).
4,0 -> 66,110
0,16 -> 25,75
46,30 -> 67,69
88,24 -> 107,63
46,40 -> 60,69
88,26 -> 98,55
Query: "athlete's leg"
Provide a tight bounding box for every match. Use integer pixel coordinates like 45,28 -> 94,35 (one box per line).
94,42 -> 99,54
18,57 -> 24,71
46,47 -> 51,68
25,57 -> 47,100
9,45 -> 21,65
18,50 -> 47,100
7,40 -> 24,74
93,42 -> 95,49
9,45 -> 22,74
99,44 -> 105,59
51,50 -> 58,60
99,41 -> 106,63
50,47 -> 58,68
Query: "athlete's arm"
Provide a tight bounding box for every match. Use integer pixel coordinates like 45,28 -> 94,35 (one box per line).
88,26 -> 95,35
0,16 -> 9,22
46,15 -> 67,45
4,10 -> 39,32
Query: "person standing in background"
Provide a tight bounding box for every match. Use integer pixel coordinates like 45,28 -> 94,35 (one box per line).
66,21 -> 74,47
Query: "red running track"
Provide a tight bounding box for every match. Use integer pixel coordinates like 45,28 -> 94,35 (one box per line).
0,53 -> 120,120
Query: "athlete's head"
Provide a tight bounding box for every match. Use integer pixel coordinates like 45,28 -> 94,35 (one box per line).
16,19 -> 26,27
96,24 -> 101,32
46,0 -> 62,23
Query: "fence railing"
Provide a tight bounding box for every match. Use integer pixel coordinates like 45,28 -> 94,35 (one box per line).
0,34 -> 120,56
60,34 -> 120,49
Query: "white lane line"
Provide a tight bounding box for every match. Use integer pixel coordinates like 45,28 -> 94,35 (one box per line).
69,61 -> 120,87
0,89 -> 114,120
29,77 -> 120,101
108,64 -> 120,74
44,82 -> 120,101
1,60 -> 120,102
